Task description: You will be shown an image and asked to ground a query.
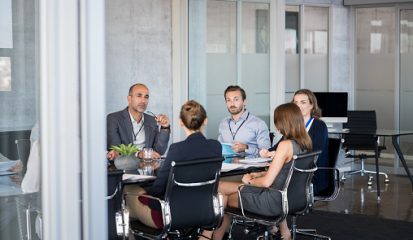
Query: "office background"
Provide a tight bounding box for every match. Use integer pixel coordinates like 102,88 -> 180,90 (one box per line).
0,0 -> 412,239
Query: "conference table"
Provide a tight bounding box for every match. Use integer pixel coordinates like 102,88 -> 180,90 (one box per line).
330,129 -> 413,200
106,156 -> 268,239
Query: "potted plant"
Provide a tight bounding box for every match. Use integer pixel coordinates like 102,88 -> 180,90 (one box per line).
110,143 -> 140,170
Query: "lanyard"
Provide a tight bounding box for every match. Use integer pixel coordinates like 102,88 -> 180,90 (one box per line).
305,117 -> 313,129
131,118 -> 145,141
228,112 -> 250,141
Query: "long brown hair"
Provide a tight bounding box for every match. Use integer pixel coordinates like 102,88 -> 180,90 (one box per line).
292,89 -> 322,118
274,103 -> 312,151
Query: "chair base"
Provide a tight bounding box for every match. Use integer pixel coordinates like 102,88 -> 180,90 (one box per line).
293,228 -> 331,240
341,158 -> 389,185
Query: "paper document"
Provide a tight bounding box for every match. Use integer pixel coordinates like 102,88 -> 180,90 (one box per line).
221,163 -> 246,172
0,171 -> 15,176
0,160 -> 17,172
238,157 -> 272,164
122,174 -> 156,181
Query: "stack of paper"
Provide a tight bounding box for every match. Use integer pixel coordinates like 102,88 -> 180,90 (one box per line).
238,157 -> 271,164
122,174 -> 156,182
0,161 -> 17,176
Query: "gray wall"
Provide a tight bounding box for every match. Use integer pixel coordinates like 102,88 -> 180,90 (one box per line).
105,0 -> 173,121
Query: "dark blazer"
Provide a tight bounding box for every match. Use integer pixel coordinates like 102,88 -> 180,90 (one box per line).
308,118 -> 329,195
145,132 -> 222,198
106,107 -> 170,155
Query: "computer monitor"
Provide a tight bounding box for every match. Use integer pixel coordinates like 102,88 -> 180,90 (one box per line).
313,92 -> 348,123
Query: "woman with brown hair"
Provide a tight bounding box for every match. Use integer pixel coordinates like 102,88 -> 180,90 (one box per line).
209,103 -> 312,240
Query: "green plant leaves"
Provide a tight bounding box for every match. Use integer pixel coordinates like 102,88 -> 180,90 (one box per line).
109,143 -> 139,156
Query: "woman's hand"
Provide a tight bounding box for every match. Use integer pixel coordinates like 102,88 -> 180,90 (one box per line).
242,173 -> 253,185
260,148 -> 276,158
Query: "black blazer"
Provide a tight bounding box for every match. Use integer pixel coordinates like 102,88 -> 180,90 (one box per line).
145,132 -> 222,198
106,107 -> 170,155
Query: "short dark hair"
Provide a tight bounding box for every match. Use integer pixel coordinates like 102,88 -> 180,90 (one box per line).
224,85 -> 246,100
128,83 -> 148,96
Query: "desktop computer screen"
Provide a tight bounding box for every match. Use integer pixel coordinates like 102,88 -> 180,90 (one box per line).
314,92 -> 348,123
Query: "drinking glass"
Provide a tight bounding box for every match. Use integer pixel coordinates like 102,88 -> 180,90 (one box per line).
142,147 -> 154,175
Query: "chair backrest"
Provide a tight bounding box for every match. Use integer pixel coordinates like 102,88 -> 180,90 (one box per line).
15,139 -> 31,174
343,110 -> 377,150
287,150 -> 321,215
314,138 -> 342,200
164,157 -> 224,231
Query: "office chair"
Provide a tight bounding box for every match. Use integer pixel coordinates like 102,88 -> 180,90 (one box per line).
15,139 -> 31,175
291,138 -> 342,239
284,150 -> 331,240
126,157 -> 224,239
341,111 -> 389,186
226,151 -> 321,240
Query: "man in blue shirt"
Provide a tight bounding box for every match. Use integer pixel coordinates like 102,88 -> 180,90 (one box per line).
218,85 -> 271,156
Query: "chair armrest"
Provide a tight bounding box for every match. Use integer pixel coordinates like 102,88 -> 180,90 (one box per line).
123,192 -> 171,231
314,167 -> 340,201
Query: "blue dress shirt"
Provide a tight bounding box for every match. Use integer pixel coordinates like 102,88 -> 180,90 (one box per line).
218,110 -> 271,156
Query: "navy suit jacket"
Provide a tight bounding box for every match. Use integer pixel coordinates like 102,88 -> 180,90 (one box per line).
308,118 -> 329,194
106,107 -> 170,155
145,132 -> 222,198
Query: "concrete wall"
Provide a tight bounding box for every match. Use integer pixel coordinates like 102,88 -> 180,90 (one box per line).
105,0 -> 173,123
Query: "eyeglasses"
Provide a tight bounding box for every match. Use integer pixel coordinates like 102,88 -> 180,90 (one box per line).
145,111 -> 157,121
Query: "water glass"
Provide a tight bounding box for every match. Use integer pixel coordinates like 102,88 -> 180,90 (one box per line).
142,148 -> 154,175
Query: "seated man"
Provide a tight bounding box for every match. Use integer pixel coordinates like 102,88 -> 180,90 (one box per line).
106,83 -> 170,160
218,85 -> 271,156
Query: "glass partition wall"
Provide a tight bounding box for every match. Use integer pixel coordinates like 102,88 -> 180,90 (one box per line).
285,5 -> 329,102
399,8 -> 413,169
188,0 -> 270,139
0,0 -> 41,238
355,6 -> 413,173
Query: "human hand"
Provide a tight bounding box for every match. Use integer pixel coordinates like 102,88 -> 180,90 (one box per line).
259,149 -> 275,158
9,160 -> 23,173
107,150 -> 118,161
232,142 -> 248,153
156,114 -> 170,128
242,173 -> 253,185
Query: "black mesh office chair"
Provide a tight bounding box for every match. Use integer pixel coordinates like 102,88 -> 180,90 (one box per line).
15,139 -> 31,175
286,150 -> 330,240
126,157 -> 224,239
291,139 -> 342,239
341,111 -> 389,186
226,151 -> 321,240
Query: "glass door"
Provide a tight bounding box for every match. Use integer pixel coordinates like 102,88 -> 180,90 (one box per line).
399,8 -> 413,171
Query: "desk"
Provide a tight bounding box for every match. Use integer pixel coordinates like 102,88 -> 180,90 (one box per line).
330,129 -> 413,200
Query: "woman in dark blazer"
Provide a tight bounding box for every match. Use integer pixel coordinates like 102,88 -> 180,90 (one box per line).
261,89 -> 329,195
124,100 -> 221,229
